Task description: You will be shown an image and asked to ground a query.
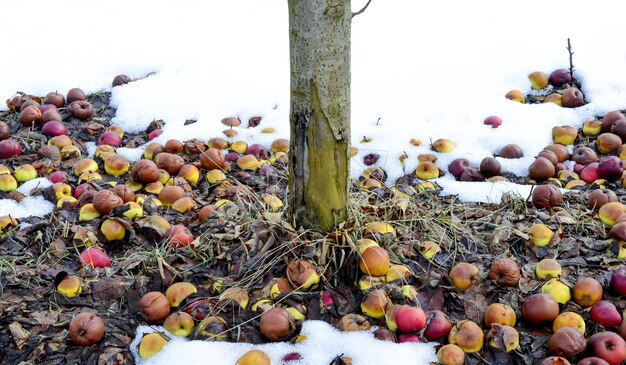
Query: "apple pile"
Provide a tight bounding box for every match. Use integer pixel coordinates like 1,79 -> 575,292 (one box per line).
5,72 -> 626,365
506,68 -> 585,108
0,81 -> 300,358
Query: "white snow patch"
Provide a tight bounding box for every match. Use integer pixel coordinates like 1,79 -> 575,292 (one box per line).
130,321 -> 436,365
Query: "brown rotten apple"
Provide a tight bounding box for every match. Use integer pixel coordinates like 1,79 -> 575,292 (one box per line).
0,121 -> 9,140
18,105 -> 42,127
200,148 -> 225,170
498,144 -> 524,159
112,74 -> 132,87
532,184 -> 563,210
437,344 -> 465,365
561,87 -> 585,108
44,91 -> 65,108
68,100 -> 93,120
529,156 -> 556,181
588,189 -> 619,210
131,159 -> 159,183
479,156 -> 501,178
69,312 -> 105,346
155,152 -> 184,175
548,327 -> 586,359
488,257 -> 521,286
448,319 -> 484,353
66,87 -> 86,104
139,291 -> 171,324
92,189 -> 124,215
522,293 -> 559,325
603,111 -> 626,132
286,259 -> 320,291
259,307 -> 296,341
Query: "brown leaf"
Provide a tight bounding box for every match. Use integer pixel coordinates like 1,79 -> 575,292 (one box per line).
9,321 -> 30,351
91,277 -> 135,301
463,285 -> 488,323
30,310 -> 59,325
416,285 -> 445,311
98,346 -> 124,365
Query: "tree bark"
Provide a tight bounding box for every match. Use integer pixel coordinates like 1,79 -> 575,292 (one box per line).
287,0 -> 351,231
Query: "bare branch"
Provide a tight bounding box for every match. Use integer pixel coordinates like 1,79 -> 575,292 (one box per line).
352,0 -> 372,18
567,38 -> 575,79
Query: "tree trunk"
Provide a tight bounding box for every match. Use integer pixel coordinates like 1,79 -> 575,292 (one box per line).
287,0 -> 351,231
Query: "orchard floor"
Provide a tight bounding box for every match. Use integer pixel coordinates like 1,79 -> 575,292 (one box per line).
1,91 -> 625,365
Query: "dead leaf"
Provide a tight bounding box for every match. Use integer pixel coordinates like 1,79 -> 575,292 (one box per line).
9,321 -> 30,350
463,286 -> 488,323
30,311 -> 59,325
91,277 -> 134,301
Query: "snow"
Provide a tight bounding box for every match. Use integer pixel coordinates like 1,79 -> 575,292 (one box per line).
2,0 -> 626,362
2,1 -> 626,210
0,178 -> 53,218
130,321 -> 436,365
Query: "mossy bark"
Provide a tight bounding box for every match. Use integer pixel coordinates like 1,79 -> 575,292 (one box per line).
287,0 -> 351,231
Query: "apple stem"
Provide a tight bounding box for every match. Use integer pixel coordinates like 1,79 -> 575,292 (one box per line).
567,38 -> 575,81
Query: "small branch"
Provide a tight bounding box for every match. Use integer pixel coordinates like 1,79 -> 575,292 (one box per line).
352,0 -> 372,18
567,38 -> 575,79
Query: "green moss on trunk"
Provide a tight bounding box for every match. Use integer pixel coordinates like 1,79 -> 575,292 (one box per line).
288,0 -> 351,231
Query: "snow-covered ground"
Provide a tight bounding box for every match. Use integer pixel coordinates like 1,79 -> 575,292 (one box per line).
131,321 -> 436,365
2,1 -> 626,363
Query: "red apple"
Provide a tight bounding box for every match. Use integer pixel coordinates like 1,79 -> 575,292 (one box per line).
48,170 -> 69,184
41,108 -> 62,123
599,156 -> 624,181
397,333 -> 422,343
66,87 -> 86,104
41,120 -> 67,137
79,247 -> 111,268
148,129 -> 163,141
556,162 -> 569,172
395,305 -> 426,333
483,115 -> 502,128
574,164 -> 585,175
39,104 -> 58,114
0,139 -> 22,159
97,131 -> 122,147
581,162 -> 600,184
282,353 -> 303,362
590,301 -> 622,327
588,331 -> 626,365
44,91 -> 65,108
549,69 -> 572,87
73,183 -> 95,199
448,158 -> 471,180
224,151 -> 241,162
322,292 -> 335,307
423,310 -> 453,340
577,357 -> 610,365
246,144 -> 268,159
610,266 -> 626,296
166,224 -> 195,248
